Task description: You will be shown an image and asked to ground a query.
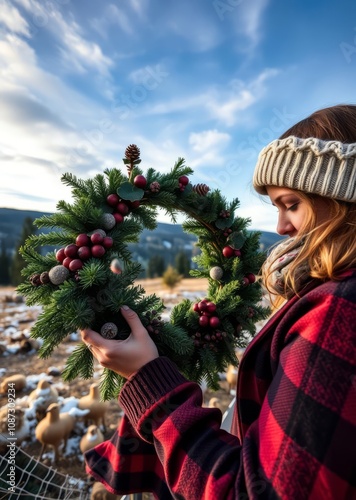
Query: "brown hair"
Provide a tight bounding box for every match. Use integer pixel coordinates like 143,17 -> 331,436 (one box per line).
262,104 -> 356,308
280,104 -> 356,142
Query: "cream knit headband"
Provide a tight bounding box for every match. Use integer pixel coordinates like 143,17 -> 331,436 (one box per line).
253,136 -> 356,202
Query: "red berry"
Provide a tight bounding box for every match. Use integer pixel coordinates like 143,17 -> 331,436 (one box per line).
179,175 -> 189,186
90,232 -> 104,245
64,244 -> 78,258
76,233 -> 90,247
91,245 -> 105,258
62,257 -> 72,269
206,302 -> 217,314
198,300 -> 209,312
56,248 -> 66,263
116,202 -> 129,215
128,200 -> 140,209
242,277 -> 250,286
113,213 -> 124,224
199,315 -> 210,328
222,246 -> 235,258
77,246 -> 91,260
102,236 -> 113,249
106,193 -> 120,207
246,273 -> 256,283
209,316 -> 220,329
133,175 -> 147,189
234,249 -> 241,257
193,302 -> 200,313
69,259 -> 83,272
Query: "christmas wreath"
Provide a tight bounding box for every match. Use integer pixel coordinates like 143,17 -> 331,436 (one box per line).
18,145 -> 270,400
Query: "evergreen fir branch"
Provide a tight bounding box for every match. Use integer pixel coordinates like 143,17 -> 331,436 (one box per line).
26,232 -> 75,248
61,172 -> 91,196
104,168 -> 127,193
93,173 -> 110,200
56,200 -> 91,230
19,246 -> 57,268
110,218 -> 144,242
130,206 -> 158,231
16,282 -> 54,306
99,369 -> 126,401
170,158 -> 193,177
156,323 -> 194,356
62,343 -> 95,381
78,260 -> 109,288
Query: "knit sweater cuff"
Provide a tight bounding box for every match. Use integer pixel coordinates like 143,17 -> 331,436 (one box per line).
119,357 -> 187,427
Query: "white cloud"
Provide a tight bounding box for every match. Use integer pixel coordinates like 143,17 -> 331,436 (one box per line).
207,69 -> 279,126
13,0 -> 113,77
189,130 -> 230,152
232,0 -> 270,48
91,4 -> 133,38
0,2 -> 30,36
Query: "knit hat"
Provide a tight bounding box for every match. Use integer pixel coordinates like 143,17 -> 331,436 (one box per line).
253,136 -> 356,202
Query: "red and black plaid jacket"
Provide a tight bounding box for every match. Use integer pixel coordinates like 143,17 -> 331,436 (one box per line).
85,270 -> 356,499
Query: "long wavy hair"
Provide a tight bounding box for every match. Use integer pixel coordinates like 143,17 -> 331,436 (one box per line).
262,104 -> 356,307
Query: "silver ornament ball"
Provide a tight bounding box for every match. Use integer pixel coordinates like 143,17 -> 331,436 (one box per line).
209,266 -> 223,280
100,322 -> 118,339
48,265 -> 70,285
101,213 -> 116,230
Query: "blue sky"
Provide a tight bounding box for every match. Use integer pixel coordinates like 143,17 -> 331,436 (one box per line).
1,0 -> 356,232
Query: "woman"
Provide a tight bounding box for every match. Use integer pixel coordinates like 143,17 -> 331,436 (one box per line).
82,104 -> 356,499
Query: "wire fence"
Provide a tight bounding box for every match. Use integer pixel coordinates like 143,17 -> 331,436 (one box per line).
0,445 -> 90,499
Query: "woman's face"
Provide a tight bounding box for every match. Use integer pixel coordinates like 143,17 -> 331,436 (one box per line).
266,186 -> 330,237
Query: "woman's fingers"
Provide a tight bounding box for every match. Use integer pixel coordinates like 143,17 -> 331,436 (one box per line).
81,327 -> 106,348
120,305 -> 148,337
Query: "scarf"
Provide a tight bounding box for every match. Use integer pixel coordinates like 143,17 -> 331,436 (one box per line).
264,237 -> 310,299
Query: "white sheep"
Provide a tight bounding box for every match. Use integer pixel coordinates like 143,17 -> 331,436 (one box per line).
80,424 -> 104,454
28,380 -> 58,421
35,403 -> 75,463
78,383 -> 108,430
0,374 -> 27,394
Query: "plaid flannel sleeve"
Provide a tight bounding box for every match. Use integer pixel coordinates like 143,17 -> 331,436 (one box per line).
248,277 -> 356,499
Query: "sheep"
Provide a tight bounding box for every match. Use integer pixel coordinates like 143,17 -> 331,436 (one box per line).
78,383 -> 108,431
35,403 -> 75,463
0,404 -> 31,452
90,481 -> 121,500
18,338 -> 41,354
28,380 -> 58,421
208,397 -> 224,413
226,365 -> 238,392
0,374 -> 26,394
80,424 -> 104,454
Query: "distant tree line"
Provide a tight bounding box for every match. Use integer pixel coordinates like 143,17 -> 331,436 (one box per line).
0,217 -> 35,286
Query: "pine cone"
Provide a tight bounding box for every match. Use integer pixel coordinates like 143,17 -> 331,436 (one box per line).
192,183 -> 210,196
125,144 -> 140,162
29,273 -> 41,286
150,181 -> 160,193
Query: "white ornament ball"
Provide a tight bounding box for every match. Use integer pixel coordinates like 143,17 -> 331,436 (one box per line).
209,266 -> 223,280
110,258 -> 122,275
89,229 -> 106,238
101,213 -> 116,230
100,322 -> 118,339
49,265 -> 70,285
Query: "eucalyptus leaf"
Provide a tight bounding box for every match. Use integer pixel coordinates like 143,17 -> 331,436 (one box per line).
215,215 -> 234,229
227,230 -> 246,249
117,182 -> 144,201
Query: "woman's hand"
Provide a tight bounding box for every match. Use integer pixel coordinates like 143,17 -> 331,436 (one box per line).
80,305 -> 159,379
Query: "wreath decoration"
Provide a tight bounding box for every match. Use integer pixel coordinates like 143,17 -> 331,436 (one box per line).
18,145 -> 270,400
